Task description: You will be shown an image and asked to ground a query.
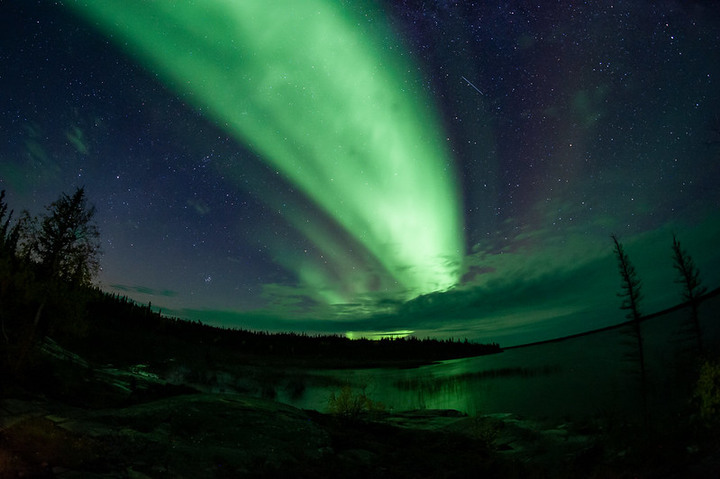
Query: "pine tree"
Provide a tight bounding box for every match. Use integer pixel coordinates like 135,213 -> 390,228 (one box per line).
611,234 -> 647,418
671,234 -> 707,354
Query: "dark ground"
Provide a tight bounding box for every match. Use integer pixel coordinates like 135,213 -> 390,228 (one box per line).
1,340 -> 719,478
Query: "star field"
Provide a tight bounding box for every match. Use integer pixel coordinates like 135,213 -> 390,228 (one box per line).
1,1 -> 719,345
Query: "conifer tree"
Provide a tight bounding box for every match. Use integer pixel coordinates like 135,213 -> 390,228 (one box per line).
611,234 -> 647,417
671,234 -> 707,354
24,187 -> 100,285
14,187 -> 101,371
0,190 -> 21,367
0,190 -> 20,259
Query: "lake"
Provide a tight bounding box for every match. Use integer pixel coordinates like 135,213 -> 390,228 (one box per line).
275,295 -> 719,423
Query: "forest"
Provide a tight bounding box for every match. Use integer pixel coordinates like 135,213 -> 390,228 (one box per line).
0,188 -> 501,389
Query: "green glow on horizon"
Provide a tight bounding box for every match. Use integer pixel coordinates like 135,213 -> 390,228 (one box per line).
346,330 -> 414,340
67,1 -> 463,301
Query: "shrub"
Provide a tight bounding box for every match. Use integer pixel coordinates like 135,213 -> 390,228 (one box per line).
694,360 -> 720,426
327,385 -> 383,420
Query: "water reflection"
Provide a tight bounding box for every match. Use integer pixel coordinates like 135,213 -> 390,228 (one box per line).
277,298 -> 719,422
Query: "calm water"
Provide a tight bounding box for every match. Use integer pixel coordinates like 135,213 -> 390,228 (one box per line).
276,296 -> 718,422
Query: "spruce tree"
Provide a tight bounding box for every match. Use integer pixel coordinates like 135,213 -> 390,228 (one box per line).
0,190 -> 20,259
611,234 -> 647,417
26,187 -> 100,285
671,234 -> 707,354
14,187 -> 101,371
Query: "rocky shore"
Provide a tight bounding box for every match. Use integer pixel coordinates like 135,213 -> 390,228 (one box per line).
1,389 -> 602,478
2,339 -> 718,478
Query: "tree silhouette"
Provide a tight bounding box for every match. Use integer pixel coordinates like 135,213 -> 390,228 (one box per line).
0,190 -> 20,259
671,233 -> 707,354
14,187 -> 101,371
612,235 -> 643,324
611,234 -> 647,417
23,187 -> 100,285
0,190 -> 22,366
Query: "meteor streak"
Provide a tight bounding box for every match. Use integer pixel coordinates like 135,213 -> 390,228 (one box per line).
461,75 -> 484,95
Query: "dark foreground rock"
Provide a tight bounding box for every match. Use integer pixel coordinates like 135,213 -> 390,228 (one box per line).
1,391 -> 544,478
0,393 -> 488,478
3,390 -> 720,478
1,393 -> 325,478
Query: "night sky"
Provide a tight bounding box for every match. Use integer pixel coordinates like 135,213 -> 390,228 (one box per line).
2,1 -> 719,346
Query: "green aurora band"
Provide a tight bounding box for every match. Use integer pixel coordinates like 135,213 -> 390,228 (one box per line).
67,1 -> 464,302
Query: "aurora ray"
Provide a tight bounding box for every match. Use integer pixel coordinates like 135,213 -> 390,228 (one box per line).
66,0 -> 464,301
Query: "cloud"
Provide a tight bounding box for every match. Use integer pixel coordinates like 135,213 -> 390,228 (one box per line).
187,198 -> 211,215
66,125 -> 89,155
162,211 -> 720,346
186,222 -> 618,344
259,282 -> 324,316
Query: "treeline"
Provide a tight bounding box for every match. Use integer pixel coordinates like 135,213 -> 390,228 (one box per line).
0,189 -> 500,381
79,288 -> 501,368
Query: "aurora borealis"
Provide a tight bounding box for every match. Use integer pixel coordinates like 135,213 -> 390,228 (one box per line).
63,1 -> 464,303
2,1 -> 720,345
